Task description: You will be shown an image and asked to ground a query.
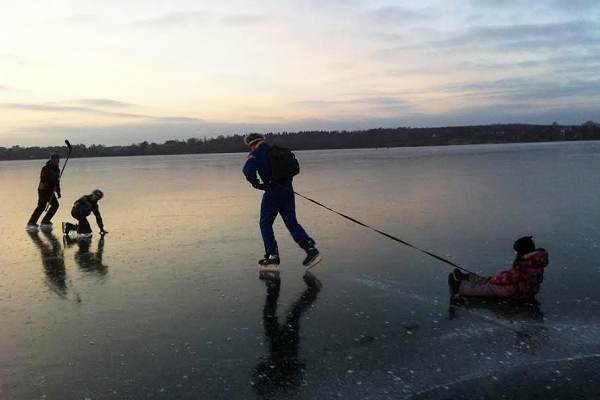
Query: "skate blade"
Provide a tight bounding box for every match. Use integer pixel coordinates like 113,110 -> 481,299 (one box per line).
305,255 -> 323,270
76,233 -> 93,241
39,225 -> 53,232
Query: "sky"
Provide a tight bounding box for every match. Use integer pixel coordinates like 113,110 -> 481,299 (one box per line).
1,0 -> 599,146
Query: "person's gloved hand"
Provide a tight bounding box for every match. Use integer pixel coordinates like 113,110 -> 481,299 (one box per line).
57,192 -> 61,199
256,183 -> 269,191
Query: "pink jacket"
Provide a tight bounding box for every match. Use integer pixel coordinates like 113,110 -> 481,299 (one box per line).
488,249 -> 549,299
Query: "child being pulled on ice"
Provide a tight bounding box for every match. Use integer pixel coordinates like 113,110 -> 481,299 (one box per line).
449,236 -> 549,299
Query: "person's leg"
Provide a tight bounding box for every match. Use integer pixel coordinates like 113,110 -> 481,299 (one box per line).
64,209 -> 80,234
459,280 -> 512,297
28,191 -> 50,225
65,222 -> 77,230
63,222 -> 77,233
260,191 -> 280,256
76,216 -> 92,234
279,190 -> 313,246
278,189 -> 321,268
468,275 -> 489,284
41,195 -> 59,223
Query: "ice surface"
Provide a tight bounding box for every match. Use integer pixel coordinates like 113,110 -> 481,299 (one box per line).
1,142 -> 600,399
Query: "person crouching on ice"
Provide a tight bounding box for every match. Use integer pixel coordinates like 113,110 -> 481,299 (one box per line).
242,133 -> 321,270
62,189 -> 108,237
448,236 -> 548,299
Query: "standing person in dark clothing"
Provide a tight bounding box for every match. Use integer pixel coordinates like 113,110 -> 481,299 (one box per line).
26,154 -> 62,231
242,133 -> 322,271
62,189 -> 108,238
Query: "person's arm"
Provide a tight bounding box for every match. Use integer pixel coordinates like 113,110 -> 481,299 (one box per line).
39,166 -> 56,192
92,208 -> 107,233
242,152 -> 263,189
493,252 -> 548,286
40,166 -> 61,197
40,166 -> 52,184
488,267 -> 520,285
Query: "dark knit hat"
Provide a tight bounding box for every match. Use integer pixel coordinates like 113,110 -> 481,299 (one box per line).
513,236 -> 535,255
50,154 -> 60,160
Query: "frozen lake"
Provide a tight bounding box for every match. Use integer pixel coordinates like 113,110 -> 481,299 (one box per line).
1,142 -> 600,399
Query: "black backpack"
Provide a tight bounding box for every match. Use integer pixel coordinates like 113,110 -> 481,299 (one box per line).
267,146 -> 300,181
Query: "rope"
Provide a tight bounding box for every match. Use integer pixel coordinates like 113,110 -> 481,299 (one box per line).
284,184 -> 480,277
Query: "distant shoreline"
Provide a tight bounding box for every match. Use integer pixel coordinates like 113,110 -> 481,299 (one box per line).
2,122 -> 599,161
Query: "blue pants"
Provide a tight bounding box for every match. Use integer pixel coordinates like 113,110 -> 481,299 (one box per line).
260,185 -> 313,256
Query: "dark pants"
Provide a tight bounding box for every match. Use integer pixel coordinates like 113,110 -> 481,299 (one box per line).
28,190 -> 59,225
65,208 -> 92,234
260,185 -> 313,256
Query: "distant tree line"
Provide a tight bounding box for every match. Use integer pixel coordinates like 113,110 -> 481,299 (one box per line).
1,121 -> 599,161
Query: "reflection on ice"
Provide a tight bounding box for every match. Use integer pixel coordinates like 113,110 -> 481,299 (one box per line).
448,297 -> 547,349
28,230 -> 67,298
252,272 -> 322,397
64,234 -> 108,277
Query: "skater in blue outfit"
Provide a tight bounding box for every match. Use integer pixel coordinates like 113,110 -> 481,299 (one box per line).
242,133 -> 322,270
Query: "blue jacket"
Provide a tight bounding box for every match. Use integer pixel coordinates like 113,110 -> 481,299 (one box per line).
243,142 -> 273,188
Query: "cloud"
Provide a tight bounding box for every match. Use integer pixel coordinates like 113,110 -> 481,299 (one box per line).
296,96 -> 412,109
470,0 -> 599,11
375,19 -> 600,76
348,96 -> 412,107
398,20 -> 600,58
380,19 -> 600,54
70,99 -> 135,108
295,0 -> 363,12
220,14 -> 269,25
466,0 -> 532,8
551,0 -> 599,10
3,103 -> 97,113
369,6 -> 431,24
1,102 -> 149,119
0,101 -> 205,121
63,14 -> 102,24
152,116 -> 205,123
465,21 -> 598,44
295,96 -> 415,116
454,78 -> 600,103
133,11 -> 210,28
